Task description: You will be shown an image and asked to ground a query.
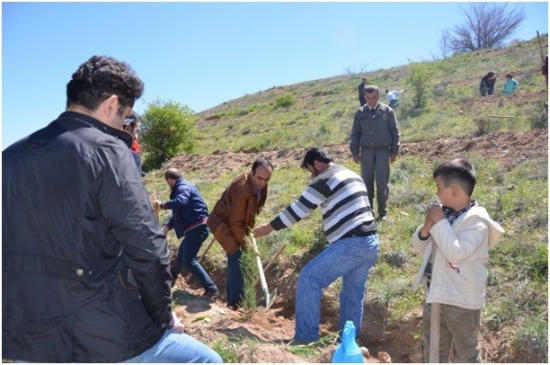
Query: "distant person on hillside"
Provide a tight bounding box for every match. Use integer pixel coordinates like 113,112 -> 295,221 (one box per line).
410,158 -> 504,362
350,85 -> 400,222
154,168 -> 220,299
542,56 -> 548,87
479,72 -> 496,96
502,73 -> 518,95
385,89 -> 406,109
2,54 -> 222,363
254,147 -> 379,345
207,158 -> 273,310
123,111 -> 145,176
358,77 -> 367,106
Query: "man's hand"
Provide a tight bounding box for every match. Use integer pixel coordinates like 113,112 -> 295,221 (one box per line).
253,223 -> 274,238
153,200 -> 161,210
170,311 -> 185,332
352,155 -> 361,164
390,154 -> 398,163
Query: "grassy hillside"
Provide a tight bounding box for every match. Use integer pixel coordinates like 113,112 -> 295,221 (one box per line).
193,36 -> 547,155
144,35 -> 548,362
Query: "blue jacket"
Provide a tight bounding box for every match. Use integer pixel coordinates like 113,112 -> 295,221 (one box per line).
165,178 -> 209,238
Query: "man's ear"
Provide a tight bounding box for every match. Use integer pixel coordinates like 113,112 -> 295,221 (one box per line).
100,95 -> 119,119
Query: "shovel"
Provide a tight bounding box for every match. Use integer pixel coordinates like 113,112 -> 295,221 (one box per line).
249,234 -> 277,309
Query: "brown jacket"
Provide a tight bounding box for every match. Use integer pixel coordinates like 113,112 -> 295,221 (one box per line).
207,171 -> 268,255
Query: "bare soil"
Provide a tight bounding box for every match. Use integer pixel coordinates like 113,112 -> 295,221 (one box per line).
167,128 -> 547,184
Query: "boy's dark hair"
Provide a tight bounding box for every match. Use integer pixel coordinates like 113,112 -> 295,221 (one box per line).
433,158 -> 477,196
301,147 -> 333,169
66,55 -> 144,113
251,157 -> 274,173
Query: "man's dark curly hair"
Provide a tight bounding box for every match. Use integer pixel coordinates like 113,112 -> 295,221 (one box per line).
66,55 -> 144,113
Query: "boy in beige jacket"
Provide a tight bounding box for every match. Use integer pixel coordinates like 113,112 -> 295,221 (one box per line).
410,158 -> 504,362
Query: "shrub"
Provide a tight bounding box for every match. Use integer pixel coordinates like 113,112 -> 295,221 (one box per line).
404,62 -> 435,109
472,116 -> 500,135
140,99 -> 198,169
274,92 -> 296,109
527,100 -> 548,129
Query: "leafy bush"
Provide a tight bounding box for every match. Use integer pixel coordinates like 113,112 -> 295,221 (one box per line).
404,62 -> 435,109
274,92 -> 296,109
140,99 -> 198,169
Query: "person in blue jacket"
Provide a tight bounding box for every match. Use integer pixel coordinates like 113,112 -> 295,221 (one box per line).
155,168 -> 220,299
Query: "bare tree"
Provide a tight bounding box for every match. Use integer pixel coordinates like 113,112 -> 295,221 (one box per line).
442,3 -> 526,54
439,29 -> 452,59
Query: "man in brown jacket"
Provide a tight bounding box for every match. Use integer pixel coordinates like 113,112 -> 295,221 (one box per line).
207,158 -> 274,309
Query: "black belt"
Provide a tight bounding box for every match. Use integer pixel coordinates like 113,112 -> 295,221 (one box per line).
341,223 -> 376,239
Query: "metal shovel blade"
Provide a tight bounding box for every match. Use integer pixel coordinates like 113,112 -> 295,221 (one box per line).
263,287 -> 277,310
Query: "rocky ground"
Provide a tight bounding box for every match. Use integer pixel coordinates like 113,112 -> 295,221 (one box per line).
162,127 -> 547,363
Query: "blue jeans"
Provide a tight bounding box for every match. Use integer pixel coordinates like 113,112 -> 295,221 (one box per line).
171,225 -> 218,293
123,329 -> 222,362
294,234 -> 379,342
226,249 -> 244,305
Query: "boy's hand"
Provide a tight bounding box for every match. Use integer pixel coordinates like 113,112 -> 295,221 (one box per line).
426,205 -> 445,223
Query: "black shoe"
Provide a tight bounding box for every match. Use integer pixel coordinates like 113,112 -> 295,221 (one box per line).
203,290 -> 220,300
227,302 -> 241,310
281,338 -> 311,346
376,214 -> 387,222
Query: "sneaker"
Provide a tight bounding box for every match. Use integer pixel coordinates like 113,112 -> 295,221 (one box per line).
203,290 -> 220,300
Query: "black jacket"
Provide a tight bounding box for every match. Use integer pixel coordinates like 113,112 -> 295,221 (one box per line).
2,111 -> 172,362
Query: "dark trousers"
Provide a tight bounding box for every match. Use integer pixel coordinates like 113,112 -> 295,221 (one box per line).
359,96 -> 366,106
226,249 -> 244,305
360,147 -> 391,216
171,224 -> 218,293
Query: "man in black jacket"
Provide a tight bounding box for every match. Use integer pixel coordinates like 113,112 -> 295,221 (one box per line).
2,55 -> 221,363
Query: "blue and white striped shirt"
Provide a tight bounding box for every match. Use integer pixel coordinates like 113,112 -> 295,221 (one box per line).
270,164 -> 375,243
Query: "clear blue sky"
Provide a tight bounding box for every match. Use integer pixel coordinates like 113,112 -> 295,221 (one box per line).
2,1 -> 548,148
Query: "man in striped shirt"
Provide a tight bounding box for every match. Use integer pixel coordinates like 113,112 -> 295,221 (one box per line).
254,147 -> 380,345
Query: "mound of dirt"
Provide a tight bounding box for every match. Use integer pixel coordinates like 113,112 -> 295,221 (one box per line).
165,129 -> 548,182
165,128 -> 547,363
